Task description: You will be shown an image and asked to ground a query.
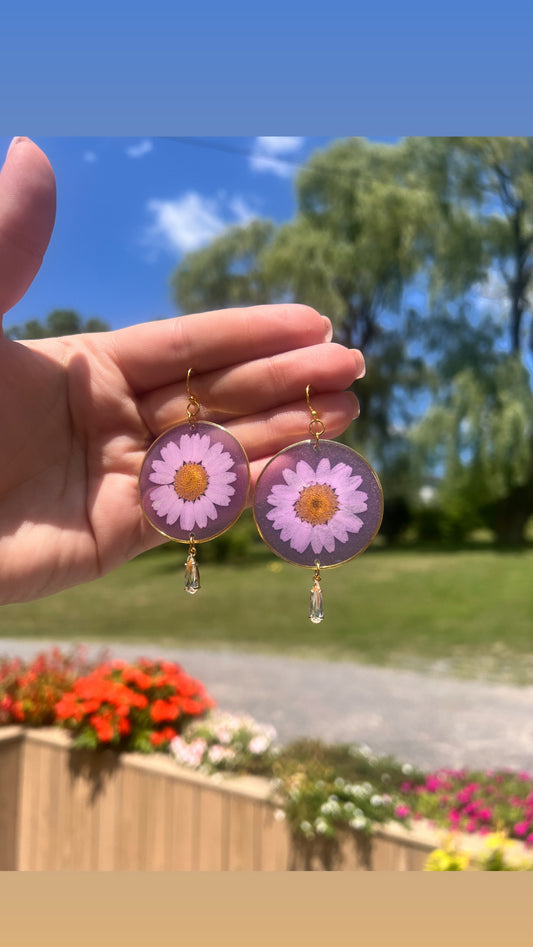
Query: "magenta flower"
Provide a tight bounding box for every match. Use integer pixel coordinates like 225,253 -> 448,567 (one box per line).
514,821 -> 530,837
395,804 -> 410,818
149,432 -> 237,532
425,775 -> 443,792
265,457 -> 368,557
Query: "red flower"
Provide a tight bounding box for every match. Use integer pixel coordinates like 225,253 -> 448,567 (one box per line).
91,714 -> 114,743
150,699 -> 180,723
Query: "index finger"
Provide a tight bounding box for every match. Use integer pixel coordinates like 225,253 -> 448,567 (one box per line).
108,304 -> 332,393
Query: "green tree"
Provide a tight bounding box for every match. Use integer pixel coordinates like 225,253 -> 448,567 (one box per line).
172,139 -> 434,470
172,220 -> 275,313
6,309 -> 109,340
408,137 -> 533,354
406,138 -> 533,543
413,353 -> 533,546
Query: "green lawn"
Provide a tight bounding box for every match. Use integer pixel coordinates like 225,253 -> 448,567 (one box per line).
2,544 -> 533,683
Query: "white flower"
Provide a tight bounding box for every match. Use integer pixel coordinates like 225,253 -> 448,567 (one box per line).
248,734 -> 271,755
208,744 -> 235,765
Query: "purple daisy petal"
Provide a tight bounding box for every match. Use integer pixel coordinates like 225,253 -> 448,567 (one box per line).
333,510 -> 364,533
161,441 -> 182,468
202,497 -> 219,521
192,497 -> 209,529
196,434 -> 211,461
342,492 -> 368,514
207,484 -> 235,505
150,484 -> 174,502
166,496 -> 184,525
149,471 -> 176,485
288,521 -> 313,554
180,503 -> 197,532
178,435 -> 194,463
295,460 -> 316,484
151,459 -> 176,477
315,457 -> 332,481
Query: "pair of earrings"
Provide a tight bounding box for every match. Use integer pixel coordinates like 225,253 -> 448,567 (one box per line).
138,370 -> 383,623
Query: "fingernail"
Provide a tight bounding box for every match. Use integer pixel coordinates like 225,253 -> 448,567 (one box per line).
353,399 -> 361,420
7,137 -> 28,155
321,316 -> 333,342
354,351 -> 366,379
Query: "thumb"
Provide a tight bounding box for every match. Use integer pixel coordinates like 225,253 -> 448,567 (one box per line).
0,137 -> 56,323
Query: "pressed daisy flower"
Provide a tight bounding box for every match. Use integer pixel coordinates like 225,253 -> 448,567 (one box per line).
266,457 -> 368,557
148,432 -> 237,532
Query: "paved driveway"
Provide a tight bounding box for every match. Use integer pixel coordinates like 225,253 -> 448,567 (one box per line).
2,637 -> 533,771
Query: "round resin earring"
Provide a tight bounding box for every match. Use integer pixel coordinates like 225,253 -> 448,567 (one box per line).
253,387 -> 383,623
139,369 -> 250,594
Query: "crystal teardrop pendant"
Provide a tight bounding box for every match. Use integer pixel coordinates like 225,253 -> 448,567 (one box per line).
184,539 -> 200,594
309,565 -> 323,624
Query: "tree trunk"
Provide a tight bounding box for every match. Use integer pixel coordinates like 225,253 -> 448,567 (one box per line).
486,483 -> 533,547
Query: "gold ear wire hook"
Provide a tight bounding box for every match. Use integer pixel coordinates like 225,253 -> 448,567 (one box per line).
186,368 -> 200,426
306,384 -> 326,446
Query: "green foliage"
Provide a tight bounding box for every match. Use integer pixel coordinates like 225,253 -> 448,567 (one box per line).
263,138 -> 434,348
197,508 -> 260,563
412,355 -> 533,544
6,309 -> 110,340
407,137 -> 533,353
271,739 -> 421,844
172,220 -> 276,313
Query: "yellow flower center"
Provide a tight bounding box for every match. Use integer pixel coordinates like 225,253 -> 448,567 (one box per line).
294,483 -> 338,525
174,463 -> 209,501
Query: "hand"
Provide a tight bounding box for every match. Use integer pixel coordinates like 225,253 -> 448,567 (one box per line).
0,139 -> 364,604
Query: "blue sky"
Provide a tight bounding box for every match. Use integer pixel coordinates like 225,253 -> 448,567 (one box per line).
0,136 -> 353,333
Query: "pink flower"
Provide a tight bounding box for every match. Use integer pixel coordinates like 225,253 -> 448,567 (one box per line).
514,821 -> 529,837
265,457 -> 368,556
425,775 -> 442,792
149,433 -> 237,531
394,804 -> 410,819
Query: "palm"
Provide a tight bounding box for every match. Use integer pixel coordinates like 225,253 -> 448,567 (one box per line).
0,139 -> 362,604
0,334 -> 149,601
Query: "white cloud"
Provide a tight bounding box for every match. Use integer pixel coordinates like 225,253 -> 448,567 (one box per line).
250,137 -> 304,177
83,151 -> 97,163
126,139 -> 153,159
142,191 -> 256,258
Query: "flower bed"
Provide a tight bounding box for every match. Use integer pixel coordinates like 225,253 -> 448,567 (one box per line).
1,647 -> 533,871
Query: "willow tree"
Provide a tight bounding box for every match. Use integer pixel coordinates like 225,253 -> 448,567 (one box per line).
172,220 -> 275,313
408,138 -> 533,543
407,137 -> 533,355
172,138 -> 434,473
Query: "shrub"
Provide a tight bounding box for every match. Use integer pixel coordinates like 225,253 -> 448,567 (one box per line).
0,646 -> 98,727
170,710 -> 278,775
55,658 -> 215,753
404,767 -> 533,846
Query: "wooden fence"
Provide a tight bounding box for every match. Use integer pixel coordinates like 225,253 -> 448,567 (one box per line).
0,727 -> 452,871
